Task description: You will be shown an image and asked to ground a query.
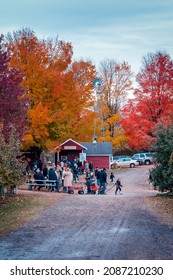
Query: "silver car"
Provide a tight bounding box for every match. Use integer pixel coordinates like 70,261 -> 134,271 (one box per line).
111,157 -> 139,168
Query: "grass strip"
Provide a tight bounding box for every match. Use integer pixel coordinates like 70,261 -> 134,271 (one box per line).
0,194 -> 57,236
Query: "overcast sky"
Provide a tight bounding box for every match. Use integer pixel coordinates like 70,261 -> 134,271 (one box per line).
0,0 -> 173,74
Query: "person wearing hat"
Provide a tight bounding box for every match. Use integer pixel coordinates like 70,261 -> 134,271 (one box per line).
33,169 -> 45,190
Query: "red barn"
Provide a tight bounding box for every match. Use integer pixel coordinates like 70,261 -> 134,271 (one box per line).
55,139 -> 87,163
55,138 -> 112,169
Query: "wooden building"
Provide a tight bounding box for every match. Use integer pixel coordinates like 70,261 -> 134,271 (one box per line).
55,138 -> 112,169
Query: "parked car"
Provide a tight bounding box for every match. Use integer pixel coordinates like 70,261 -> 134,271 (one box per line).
132,153 -> 154,165
110,155 -> 130,163
114,155 -> 130,161
111,157 -> 139,169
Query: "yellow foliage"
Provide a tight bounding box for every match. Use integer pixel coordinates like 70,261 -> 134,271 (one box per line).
21,134 -> 35,150
45,139 -> 60,151
112,135 -> 129,149
22,134 -> 33,142
107,114 -> 120,125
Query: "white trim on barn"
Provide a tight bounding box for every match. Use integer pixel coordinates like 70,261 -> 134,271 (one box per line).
55,138 -> 87,150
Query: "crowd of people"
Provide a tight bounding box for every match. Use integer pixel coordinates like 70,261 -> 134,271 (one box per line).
26,158 -> 123,195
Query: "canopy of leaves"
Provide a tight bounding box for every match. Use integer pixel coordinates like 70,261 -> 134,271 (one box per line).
121,51 -> 173,150
6,29 -> 96,150
0,35 -> 28,141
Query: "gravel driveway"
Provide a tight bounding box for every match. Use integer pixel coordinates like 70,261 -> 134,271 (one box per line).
0,166 -> 173,260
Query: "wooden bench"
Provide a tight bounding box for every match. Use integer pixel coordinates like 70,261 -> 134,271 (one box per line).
28,180 -> 56,191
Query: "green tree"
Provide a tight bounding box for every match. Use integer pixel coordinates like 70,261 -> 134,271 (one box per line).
0,125 -> 25,197
150,123 -> 173,193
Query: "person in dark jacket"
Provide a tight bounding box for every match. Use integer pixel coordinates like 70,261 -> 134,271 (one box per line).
110,172 -> 115,182
95,167 -> 101,187
115,178 -> 123,194
99,168 -> 107,194
48,166 -> 60,192
33,169 -> 45,190
89,161 -> 93,171
43,164 -> 48,178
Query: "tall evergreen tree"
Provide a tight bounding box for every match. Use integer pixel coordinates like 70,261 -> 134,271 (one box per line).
150,123 -> 173,193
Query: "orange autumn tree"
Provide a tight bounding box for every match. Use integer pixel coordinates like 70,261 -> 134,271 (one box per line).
6,29 -> 61,150
6,28 -> 96,151
46,59 -> 97,144
66,60 -> 96,141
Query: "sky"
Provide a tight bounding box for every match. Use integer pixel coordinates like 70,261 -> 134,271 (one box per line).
0,0 -> 173,74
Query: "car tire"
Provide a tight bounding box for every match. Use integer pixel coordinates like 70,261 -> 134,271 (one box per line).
68,189 -> 74,194
130,163 -> 135,168
145,160 -> 150,165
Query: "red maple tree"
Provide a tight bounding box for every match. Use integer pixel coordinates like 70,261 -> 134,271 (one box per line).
121,51 -> 173,150
0,35 -> 28,141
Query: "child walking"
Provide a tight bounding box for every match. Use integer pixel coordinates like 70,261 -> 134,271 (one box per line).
115,178 -> 123,195
110,172 -> 115,182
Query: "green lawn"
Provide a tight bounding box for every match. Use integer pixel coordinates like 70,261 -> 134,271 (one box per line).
0,193 -> 58,236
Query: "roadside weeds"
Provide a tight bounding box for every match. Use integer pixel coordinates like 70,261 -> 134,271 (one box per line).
145,194 -> 173,227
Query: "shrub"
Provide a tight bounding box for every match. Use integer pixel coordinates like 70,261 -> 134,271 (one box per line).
149,123 -> 173,193
0,125 -> 25,197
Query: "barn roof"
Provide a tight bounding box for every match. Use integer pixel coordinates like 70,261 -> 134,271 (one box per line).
79,142 -> 112,155
55,138 -> 87,150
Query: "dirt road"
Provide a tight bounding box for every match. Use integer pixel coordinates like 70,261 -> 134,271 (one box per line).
0,166 -> 173,260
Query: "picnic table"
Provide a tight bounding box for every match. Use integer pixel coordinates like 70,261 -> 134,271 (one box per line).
28,179 -> 56,191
